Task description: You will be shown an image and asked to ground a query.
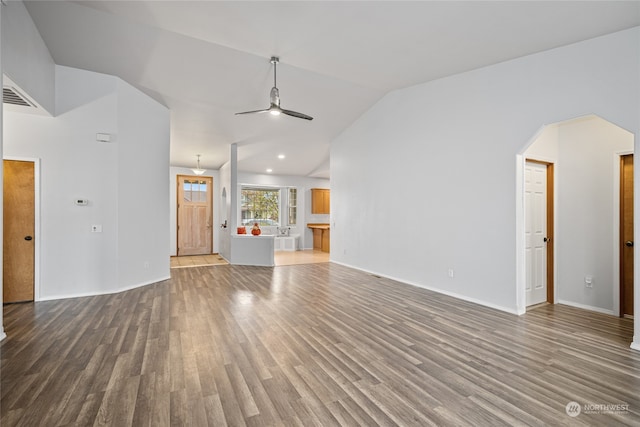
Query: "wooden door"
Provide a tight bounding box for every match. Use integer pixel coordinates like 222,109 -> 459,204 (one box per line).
3,160 -> 35,303
177,175 -> 213,256
525,161 -> 549,306
620,154 -> 634,317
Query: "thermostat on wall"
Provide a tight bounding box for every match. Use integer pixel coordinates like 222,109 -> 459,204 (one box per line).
96,133 -> 111,143
75,199 -> 88,206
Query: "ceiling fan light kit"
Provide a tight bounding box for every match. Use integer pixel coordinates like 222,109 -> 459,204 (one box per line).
236,56 -> 313,121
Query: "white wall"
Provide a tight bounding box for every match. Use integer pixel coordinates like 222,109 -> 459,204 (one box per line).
556,116 -> 633,313
117,79 -> 171,287
219,161 -> 231,259
5,67 -> 118,298
525,124 -> 559,163
4,65 -> 170,300
169,166 -> 221,256
331,27 -> 640,314
218,145 -> 235,261
237,171 -> 330,249
1,1 -> 55,114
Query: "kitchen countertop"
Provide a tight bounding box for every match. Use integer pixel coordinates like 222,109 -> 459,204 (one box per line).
307,223 -> 330,229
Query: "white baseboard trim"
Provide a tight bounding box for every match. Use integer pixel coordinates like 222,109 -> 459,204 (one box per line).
631,339 -> 640,352
0,328 -> 6,341
557,300 -> 616,316
37,275 -> 171,302
330,260 -> 520,315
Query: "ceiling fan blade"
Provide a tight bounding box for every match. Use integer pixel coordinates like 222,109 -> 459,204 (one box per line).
281,109 -> 313,121
235,108 -> 270,115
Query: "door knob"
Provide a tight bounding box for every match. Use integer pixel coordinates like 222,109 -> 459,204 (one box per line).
24,236 -> 33,241
625,240 -> 634,247
543,237 -> 550,243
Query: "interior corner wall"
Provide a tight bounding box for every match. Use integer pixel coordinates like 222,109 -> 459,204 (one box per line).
117,79 -> 170,288
1,0 -> 55,114
525,124 -> 559,162
170,166 -> 221,256
556,117 -> 633,314
4,65 -> 169,300
331,27 -> 640,314
218,159 -> 232,261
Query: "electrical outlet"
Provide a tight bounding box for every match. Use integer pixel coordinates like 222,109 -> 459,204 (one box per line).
448,269 -> 454,278
585,276 -> 593,288
144,261 -> 150,269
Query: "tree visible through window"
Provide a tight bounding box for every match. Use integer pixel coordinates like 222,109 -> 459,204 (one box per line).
241,187 -> 280,226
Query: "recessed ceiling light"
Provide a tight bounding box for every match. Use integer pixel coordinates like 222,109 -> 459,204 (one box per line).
266,168 -> 273,173
278,154 -> 286,159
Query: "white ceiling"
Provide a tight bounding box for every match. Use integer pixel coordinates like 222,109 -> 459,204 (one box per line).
23,1 -> 640,177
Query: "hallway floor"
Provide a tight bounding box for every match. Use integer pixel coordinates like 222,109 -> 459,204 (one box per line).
171,250 -> 329,269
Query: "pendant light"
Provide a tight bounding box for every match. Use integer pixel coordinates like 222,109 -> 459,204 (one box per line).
192,154 -> 206,175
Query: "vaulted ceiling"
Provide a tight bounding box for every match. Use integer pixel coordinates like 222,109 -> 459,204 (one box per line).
24,1 -> 640,177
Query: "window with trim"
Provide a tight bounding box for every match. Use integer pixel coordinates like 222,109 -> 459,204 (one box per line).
241,187 -> 280,226
288,188 -> 297,225
240,186 -> 298,227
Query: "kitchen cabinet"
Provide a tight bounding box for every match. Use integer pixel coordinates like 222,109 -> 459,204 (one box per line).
311,188 -> 330,214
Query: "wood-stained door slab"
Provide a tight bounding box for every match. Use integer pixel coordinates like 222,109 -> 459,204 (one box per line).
3,160 -> 35,303
621,154 -> 634,316
177,175 -> 213,256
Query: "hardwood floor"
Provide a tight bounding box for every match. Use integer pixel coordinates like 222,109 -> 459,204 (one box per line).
275,249 -> 329,266
170,254 -> 228,268
2,263 -> 640,426
171,250 -> 328,270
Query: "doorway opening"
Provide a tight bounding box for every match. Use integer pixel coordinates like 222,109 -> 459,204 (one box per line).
3,158 -> 40,303
524,160 -> 554,307
518,115 -> 634,315
620,154 -> 634,318
176,175 -> 213,256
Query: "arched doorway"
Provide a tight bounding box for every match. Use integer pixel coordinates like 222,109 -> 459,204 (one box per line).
517,115 -> 635,316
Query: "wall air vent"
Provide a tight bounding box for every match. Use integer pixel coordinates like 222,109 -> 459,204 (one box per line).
3,86 -> 35,108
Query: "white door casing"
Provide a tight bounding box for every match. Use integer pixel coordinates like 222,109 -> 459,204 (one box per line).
525,162 -> 547,306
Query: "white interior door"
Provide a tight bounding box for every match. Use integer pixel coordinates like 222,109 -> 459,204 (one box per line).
525,162 -> 547,306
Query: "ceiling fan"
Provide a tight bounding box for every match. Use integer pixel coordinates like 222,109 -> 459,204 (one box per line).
236,56 -> 313,121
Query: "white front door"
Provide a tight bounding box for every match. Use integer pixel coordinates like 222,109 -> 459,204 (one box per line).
525,162 -> 547,306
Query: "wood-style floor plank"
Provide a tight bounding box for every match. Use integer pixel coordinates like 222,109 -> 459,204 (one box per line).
2,262 -> 640,426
